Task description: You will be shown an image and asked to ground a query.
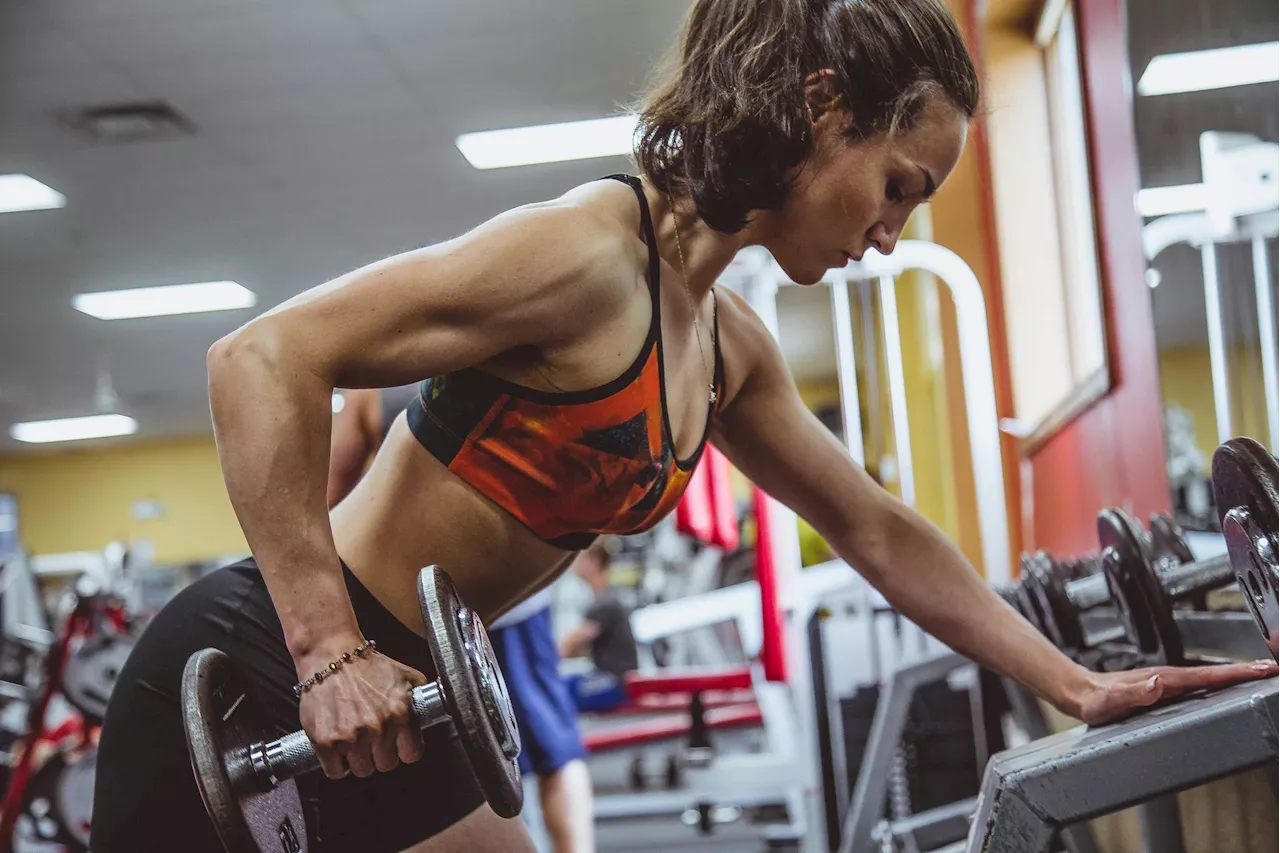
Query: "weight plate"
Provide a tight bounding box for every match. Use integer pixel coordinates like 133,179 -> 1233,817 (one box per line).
1211,438 -> 1278,534
14,748 -> 88,853
1025,552 -> 1085,651
56,747 -> 95,847
1213,439 -> 1278,658
1014,559 -> 1050,637
417,566 -> 523,819
1098,509 -> 1183,665
1223,507 -> 1279,659
181,648 -> 308,853
62,633 -> 134,725
1148,515 -> 1195,566
1044,553 -> 1086,651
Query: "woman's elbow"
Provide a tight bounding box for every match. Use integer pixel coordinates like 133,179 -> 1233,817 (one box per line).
207,320 -> 291,403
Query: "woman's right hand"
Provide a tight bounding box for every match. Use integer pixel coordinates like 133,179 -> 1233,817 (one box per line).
296,638 -> 429,779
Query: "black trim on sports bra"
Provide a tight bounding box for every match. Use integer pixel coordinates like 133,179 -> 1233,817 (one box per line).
607,175 -> 722,470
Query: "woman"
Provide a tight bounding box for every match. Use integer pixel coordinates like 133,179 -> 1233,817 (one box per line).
92,1 -> 1276,851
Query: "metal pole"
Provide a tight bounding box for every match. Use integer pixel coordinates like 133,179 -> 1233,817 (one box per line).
719,241 -> 1011,583
830,274 -> 867,466
1201,243 -> 1234,445
1250,235 -> 1278,451
878,276 -> 915,507
1137,796 -> 1187,853
860,279 -> 883,469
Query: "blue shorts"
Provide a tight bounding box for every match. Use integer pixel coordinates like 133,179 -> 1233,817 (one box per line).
565,670 -> 630,713
488,607 -> 586,777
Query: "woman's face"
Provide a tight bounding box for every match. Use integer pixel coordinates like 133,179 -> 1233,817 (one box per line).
759,96 -> 968,285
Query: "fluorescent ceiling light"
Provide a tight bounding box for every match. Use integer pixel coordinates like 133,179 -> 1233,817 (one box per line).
0,174 -> 66,213
1138,42 -> 1279,96
331,391 -> 346,414
456,115 -> 638,170
73,280 -> 257,320
11,414 -> 138,444
1135,183 -> 1207,217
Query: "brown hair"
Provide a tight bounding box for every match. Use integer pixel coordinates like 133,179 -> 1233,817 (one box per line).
635,0 -> 980,233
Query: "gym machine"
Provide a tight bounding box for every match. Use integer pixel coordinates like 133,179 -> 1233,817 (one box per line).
966,439 -> 1279,853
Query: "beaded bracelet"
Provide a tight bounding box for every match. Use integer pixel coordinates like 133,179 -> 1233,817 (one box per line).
293,639 -> 377,698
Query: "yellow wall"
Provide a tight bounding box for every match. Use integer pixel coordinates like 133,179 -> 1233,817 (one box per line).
1158,345 -> 1274,469
929,4 -> 1018,573
985,25 -> 1079,429
0,438 -> 247,564
795,377 -> 842,412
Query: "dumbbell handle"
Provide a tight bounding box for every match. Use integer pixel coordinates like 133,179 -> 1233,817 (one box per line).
227,681 -> 448,793
1067,553 -> 1235,611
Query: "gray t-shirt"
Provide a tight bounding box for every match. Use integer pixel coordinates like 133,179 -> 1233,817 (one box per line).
585,589 -> 639,678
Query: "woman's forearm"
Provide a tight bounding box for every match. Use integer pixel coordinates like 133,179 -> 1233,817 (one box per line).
208,326 -> 361,664
838,503 -> 1094,716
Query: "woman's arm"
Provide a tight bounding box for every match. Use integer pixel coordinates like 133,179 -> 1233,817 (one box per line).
207,200 -> 627,775
710,290 -> 1274,724
210,202 -> 621,660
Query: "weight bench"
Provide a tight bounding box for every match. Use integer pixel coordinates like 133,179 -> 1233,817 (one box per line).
585,665 -> 763,758
583,703 -> 764,752
965,677 -> 1279,852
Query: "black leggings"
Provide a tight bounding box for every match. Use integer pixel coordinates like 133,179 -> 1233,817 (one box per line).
91,559 -> 484,853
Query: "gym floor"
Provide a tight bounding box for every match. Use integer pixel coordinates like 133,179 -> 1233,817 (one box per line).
597,818 -> 764,853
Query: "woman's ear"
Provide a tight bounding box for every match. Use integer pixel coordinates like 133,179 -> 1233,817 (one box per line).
803,69 -> 843,124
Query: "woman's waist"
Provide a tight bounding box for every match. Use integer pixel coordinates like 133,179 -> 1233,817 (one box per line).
331,442 -> 573,623
187,557 -> 439,681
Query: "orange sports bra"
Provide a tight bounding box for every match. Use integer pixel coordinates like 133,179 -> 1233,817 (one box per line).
405,175 -> 724,550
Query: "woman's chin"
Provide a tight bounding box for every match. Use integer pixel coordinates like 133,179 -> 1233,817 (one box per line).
769,250 -> 833,286
786,263 -> 830,286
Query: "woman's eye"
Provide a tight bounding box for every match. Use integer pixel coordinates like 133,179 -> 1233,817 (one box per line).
885,180 -> 904,204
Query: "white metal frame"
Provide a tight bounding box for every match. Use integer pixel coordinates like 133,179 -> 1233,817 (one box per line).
721,239 -> 1012,585
1144,210 -> 1279,451
596,561 -> 858,853
1143,131 -> 1279,451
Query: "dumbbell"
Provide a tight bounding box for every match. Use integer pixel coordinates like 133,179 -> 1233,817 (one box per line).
1014,552 -> 1103,654
1148,513 -> 1196,567
1018,511 -> 1237,666
1212,437 -> 1279,659
181,566 -> 523,853
1096,509 -> 1244,665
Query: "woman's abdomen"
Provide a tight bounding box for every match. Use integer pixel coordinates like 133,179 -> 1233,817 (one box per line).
330,416 -> 572,630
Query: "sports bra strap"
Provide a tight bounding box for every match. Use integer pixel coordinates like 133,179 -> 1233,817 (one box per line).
603,175 -> 662,327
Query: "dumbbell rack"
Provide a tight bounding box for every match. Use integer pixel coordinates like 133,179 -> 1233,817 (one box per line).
962,601 -> 1274,845
965,677 -> 1279,853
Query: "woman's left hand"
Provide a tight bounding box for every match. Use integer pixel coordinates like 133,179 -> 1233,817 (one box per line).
1070,659 -> 1277,726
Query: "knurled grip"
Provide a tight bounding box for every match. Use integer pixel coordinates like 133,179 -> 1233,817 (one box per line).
1160,554 -> 1234,600
1065,553 -> 1236,611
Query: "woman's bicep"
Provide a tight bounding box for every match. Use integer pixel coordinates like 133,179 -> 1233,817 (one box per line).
222,203 -> 619,388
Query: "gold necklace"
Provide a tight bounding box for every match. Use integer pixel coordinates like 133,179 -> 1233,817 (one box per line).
667,193 -> 717,406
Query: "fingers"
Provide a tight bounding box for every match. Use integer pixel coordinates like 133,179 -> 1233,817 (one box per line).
401,665 -> 430,688
373,723 -> 402,773
397,723 -> 425,765
1152,660 -> 1277,697
342,738 -> 377,779
301,657 -> 431,778
1125,673 -> 1165,710
314,741 -> 349,780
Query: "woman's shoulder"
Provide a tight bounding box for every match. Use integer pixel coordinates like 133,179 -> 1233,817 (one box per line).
503,178 -> 655,313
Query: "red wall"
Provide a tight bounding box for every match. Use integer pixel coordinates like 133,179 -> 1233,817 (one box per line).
1024,0 -> 1171,556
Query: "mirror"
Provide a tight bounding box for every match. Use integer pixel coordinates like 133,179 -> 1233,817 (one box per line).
1128,0 -> 1279,529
